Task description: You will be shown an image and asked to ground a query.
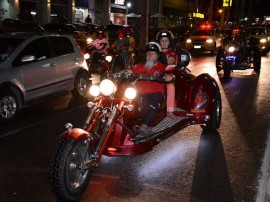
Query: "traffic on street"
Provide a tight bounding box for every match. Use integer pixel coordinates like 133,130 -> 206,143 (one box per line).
1,52 -> 270,201
1,1 -> 270,201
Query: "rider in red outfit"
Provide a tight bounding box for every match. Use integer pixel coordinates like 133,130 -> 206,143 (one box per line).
156,30 -> 177,119
122,42 -> 173,136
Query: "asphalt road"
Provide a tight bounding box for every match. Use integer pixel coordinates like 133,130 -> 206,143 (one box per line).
1,52 -> 270,202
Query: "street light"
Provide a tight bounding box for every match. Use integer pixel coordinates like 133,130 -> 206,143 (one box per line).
125,2 -> 131,25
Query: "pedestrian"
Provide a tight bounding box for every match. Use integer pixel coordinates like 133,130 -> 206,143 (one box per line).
85,15 -> 92,23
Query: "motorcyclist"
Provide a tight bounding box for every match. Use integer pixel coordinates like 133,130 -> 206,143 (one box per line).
156,30 -> 178,119
88,29 -> 109,74
110,28 -> 130,69
125,26 -> 137,67
232,31 -> 247,63
91,29 -> 108,53
122,42 -> 174,137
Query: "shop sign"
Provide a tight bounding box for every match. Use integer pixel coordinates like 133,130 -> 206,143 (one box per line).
114,0 -> 125,5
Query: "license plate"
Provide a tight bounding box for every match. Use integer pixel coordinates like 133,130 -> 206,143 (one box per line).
194,45 -> 201,49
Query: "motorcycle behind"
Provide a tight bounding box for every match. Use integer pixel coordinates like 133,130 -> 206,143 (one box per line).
216,35 -> 261,78
49,49 -> 222,201
82,44 -> 125,78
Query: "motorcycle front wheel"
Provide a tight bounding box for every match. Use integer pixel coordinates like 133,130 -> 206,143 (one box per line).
49,138 -> 93,201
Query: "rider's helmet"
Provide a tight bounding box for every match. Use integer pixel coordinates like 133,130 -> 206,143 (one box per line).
97,29 -> 105,39
125,26 -> 133,37
145,42 -> 168,64
117,28 -> 126,40
145,42 -> 162,54
156,30 -> 176,49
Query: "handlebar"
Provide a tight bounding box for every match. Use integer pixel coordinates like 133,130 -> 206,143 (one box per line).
113,72 -> 165,82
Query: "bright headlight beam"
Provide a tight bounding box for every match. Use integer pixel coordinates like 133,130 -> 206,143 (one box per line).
89,85 -> 100,96
100,79 -> 115,96
125,87 -> 137,100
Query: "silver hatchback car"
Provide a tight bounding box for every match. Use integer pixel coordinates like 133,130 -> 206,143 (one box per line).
0,32 -> 90,123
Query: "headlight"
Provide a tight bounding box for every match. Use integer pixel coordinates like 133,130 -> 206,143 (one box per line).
100,79 -> 115,96
89,85 -> 100,96
228,46 -> 235,53
84,53 -> 90,60
105,55 -> 113,62
206,38 -> 213,43
186,39 -> 192,43
125,87 -> 137,100
87,37 -> 93,44
260,38 -> 267,43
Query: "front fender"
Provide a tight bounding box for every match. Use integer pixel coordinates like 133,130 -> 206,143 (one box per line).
60,128 -> 93,141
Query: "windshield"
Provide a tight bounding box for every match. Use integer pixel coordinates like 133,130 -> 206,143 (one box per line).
244,28 -> 266,36
0,38 -> 24,62
192,29 -> 214,36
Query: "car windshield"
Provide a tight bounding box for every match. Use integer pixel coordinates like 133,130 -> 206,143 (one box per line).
245,28 -> 266,36
192,29 -> 214,36
0,38 -> 24,62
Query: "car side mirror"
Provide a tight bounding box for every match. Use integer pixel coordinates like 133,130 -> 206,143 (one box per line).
21,55 -> 36,63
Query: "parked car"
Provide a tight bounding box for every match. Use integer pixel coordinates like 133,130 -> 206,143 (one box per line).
43,22 -> 87,47
185,24 -> 222,54
0,32 -> 90,123
0,18 -> 45,33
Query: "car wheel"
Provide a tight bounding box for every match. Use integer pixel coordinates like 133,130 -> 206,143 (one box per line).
72,71 -> 90,98
0,90 -> 21,123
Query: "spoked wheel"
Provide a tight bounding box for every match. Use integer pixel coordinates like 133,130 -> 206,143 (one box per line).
0,90 -> 21,123
49,138 -> 94,201
201,89 -> 222,130
72,71 -> 90,98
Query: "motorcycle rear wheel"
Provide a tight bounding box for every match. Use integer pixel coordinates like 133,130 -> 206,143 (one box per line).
223,64 -> 231,78
49,138 -> 93,201
201,89 -> 222,130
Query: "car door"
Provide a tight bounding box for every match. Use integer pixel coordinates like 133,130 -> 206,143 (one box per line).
49,36 -> 81,91
13,36 -> 58,101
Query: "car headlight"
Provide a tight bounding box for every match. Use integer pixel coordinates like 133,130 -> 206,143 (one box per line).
186,39 -> 192,43
87,37 -> 93,44
125,87 -> 137,100
206,38 -> 213,43
100,79 -> 115,96
89,85 -> 100,96
260,38 -> 267,43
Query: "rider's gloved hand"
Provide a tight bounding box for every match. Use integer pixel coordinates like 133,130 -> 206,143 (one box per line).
163,74 -> 175,82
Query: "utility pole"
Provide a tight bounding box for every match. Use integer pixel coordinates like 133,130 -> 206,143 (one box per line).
139,0 -> 149,54
186,0 -> 189,26
208,0 -> 214,23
